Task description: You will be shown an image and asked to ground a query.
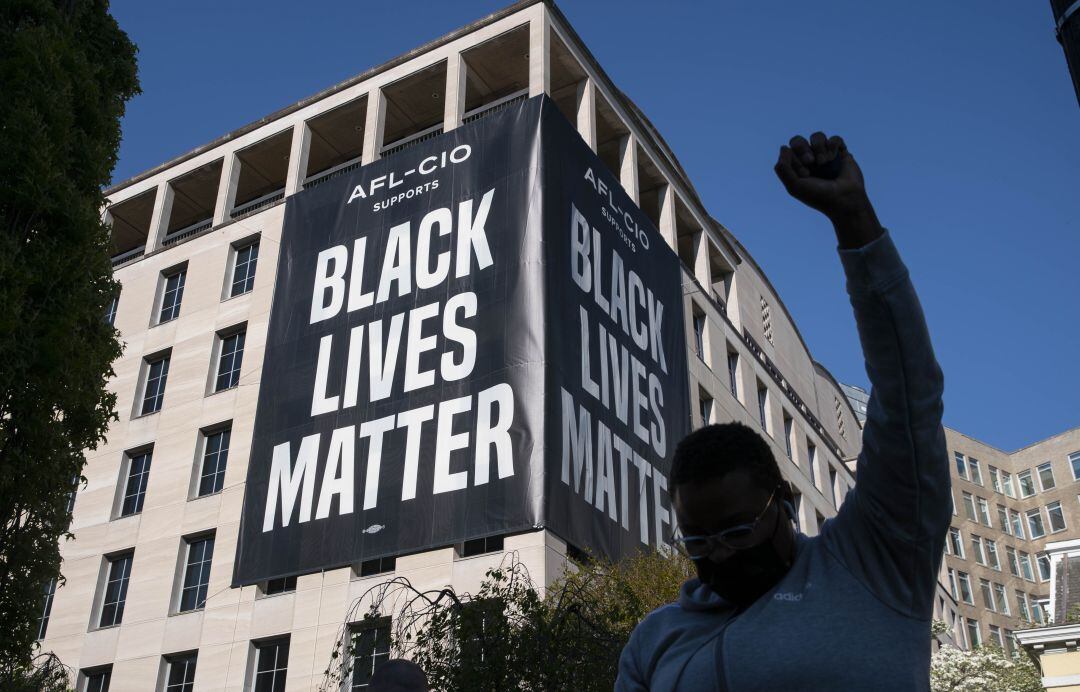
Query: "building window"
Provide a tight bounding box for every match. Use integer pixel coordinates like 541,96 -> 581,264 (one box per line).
1032,599 -> 1046,625
970,535 -> 985,565
782,414 -> 794,460
997,505 -> 1010,535
989,466 -> 1002,494
993,583 -> 1010,615
1037,554 -> 1051,581
957,571 -> 973,605
461,535 -> 504,558
726,350 -> 739,399
37,578 -> 56,640
165,652 -> 198,692
140,352 -> 171,415
1037,462 -> 1056,491
158,267 -> 187,323
1026,508 -> 1046,539
980,578 -> 995,611
948,527 -> 965,558
1019,552 -> 1035,582
263,576 -> 297,596
807,442 -> 817,487
947,568 -> 959,600
179,535 -> 214,612
985,539 -> 1000,570
967,458 -> 982,486
756,382 -> 769,432
791,492 -> 802,532
1006,546 -> 1020,577
230,239 -> 260,297
99,552 -> 133,628
965,618 -> 981,648
692,311 -> 706,362
349,617 -> 391,690
197,426 -> 231,497
1009,509 -> 1025,539
954,452 -> 968,479
698,390 -> 713,426
828,467 -> 838,508
961,492 -> 976,521
976,496 -> 991,527
81,666 -> 112,692
119,449 -> 152,517
357,556 -> 397,578
1071,451 -> 1080,481
1015,591 -> 1030,622
1001,471 -> 1015,498
214,327 -> 246,392
1017,470 -> 1036,498
252,637 -> 290,692
989,625 -> 1003,649
1047,501 -> 1067,533
105,293 -> 119,327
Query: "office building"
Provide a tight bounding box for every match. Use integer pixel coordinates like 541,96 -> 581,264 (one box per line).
40,2 -> 875,689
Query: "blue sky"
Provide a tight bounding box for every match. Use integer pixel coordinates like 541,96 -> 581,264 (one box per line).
109,1 -> 1078,453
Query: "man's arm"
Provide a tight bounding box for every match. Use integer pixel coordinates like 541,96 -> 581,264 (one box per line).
775,134 -> 951,618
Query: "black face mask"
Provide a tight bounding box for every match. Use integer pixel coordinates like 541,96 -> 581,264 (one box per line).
696,514 -> 794,607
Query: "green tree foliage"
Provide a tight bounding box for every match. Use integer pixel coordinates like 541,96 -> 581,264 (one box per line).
0,0 -> 138,683
320,550 -> 693,692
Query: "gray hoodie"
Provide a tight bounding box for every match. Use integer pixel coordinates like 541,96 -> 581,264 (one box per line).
616,230 -> 951,691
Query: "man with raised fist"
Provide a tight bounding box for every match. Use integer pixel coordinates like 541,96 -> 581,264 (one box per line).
616,133 -> 950,691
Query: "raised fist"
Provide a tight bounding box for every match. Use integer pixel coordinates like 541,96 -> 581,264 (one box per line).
774,132 -> 869,222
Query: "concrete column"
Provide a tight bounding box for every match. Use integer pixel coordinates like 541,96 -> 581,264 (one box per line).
213,152 -> 240,226
692,230 -> 711,287
528,15 -> 550,97
575,78 -> 596,151
444,52 -> 468,132
147,182 -> 174,250
285,122 -> 312,195
658,183 -> 676,250
619,135 -> 639,204
362,88 -> 387,164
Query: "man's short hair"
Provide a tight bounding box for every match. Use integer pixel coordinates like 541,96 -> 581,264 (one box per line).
670,422 -> 782,490
369,658 -> 428,692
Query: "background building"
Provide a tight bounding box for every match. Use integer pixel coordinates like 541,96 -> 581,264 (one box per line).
841,385 -> 1080,655
38,2 -> 906,690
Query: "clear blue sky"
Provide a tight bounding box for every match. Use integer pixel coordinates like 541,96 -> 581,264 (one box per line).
109,1 -> 1078,453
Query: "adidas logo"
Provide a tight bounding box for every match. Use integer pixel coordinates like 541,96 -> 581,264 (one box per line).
773,592 -> 803,602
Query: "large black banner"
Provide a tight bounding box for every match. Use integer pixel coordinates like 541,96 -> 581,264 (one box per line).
233,97 -> 689,586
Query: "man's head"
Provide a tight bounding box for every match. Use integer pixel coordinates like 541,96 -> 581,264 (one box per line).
369,659 -> 428,692
671,422 -> 798,607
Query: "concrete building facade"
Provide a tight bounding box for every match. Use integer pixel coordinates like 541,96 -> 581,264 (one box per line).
38,2 -> 884,690
938,425 -> 1080,653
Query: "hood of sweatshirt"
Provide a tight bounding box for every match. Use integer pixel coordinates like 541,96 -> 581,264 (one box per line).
678,577 -> 730,612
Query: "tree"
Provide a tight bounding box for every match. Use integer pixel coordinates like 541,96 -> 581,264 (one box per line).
318,550 -> 694,692
0,0 -> 138,683
930,644 -> 1042,692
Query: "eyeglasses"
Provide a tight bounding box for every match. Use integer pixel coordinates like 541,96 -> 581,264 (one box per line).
674,484 -> 782,560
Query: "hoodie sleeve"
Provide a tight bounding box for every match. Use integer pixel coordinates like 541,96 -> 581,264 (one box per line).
615,632 -> 649,692
821,229 -> 951,619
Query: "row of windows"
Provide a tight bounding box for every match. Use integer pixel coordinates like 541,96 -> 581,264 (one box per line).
959,616 -> 1018,654
955,450 -> 1080,500
37,527 -> 505,642
945,526 -> 1051,583
109,238 -> 259,331
954,488 -> 1069,539
136,323 -> 246,417
696,345 -> 846,515
73,620 -> 388,692
947,567 -> 1046,625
